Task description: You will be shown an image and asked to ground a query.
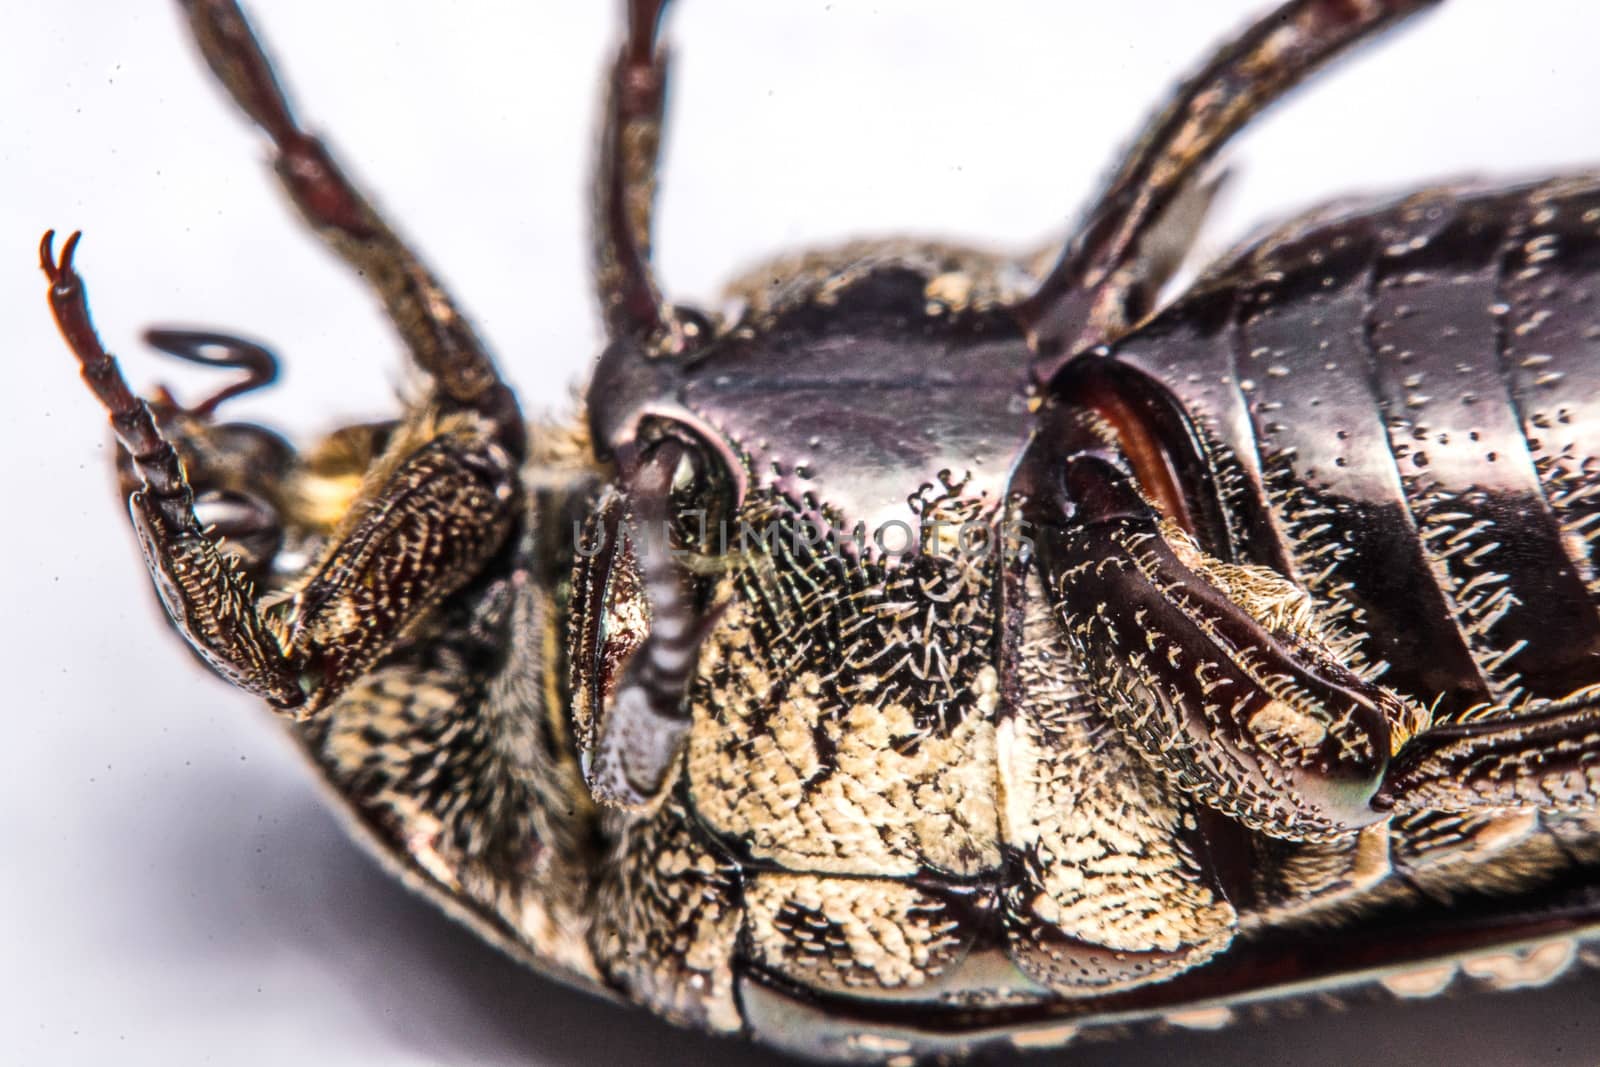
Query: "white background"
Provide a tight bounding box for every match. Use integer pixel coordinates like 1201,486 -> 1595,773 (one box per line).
7,2 -> 1600,1064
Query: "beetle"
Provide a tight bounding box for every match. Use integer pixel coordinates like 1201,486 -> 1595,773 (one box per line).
37,0 -> 1600,1062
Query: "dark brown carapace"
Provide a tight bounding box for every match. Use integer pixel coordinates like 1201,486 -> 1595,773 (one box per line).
45,0 -> 1600,1061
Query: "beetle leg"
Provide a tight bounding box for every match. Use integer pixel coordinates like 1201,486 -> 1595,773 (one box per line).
137,330 -> 296,581
1027,444 -> 1425,840
44,232 -> 517,716
85,328 -> 299,586
177,0 -> 519,442
1019,0 -> 1441,378
43,231 -> 301,706
1375,693 -> 1600,815
594,0 -> 695,353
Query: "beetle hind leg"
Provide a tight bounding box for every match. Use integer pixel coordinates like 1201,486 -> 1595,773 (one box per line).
122,328 -> 297,580
142,327 -> 279,418
1376,690 -> 1600,815
1022,439 -> 1426,840
1026,431 -> 1600,837
1020,0 -> 1442,376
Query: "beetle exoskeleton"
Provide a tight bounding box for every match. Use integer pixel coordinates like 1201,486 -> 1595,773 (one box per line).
43,1 -> 1600,1061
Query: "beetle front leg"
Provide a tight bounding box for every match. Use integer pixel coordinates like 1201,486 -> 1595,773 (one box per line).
574,439 -> 727,812
44,232 -> 301,707
179,0 -> 517,434
1019,0 -> 1441,376
123,328 -> 297,582
44,233 -> 516,715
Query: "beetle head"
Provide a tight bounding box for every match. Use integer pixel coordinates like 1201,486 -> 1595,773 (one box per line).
574,247 -> 1043,812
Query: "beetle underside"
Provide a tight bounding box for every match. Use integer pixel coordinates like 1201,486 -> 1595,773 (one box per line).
44,0 -> 1600,1062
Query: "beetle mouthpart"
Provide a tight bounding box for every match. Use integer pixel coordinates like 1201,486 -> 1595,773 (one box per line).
585,597 -> 727,812
585,681 -> 690,811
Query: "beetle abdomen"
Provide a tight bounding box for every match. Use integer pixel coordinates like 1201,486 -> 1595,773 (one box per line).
1112,175 -> 1600,720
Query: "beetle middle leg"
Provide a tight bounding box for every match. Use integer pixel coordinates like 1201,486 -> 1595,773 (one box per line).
1025,443 -> 1422,840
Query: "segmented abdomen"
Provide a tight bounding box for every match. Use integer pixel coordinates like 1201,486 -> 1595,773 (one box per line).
1112,175 -> 1600,719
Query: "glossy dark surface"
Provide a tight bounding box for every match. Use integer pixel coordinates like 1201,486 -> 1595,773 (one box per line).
593,262 -> 1038,552
1112,176 -> 1600,719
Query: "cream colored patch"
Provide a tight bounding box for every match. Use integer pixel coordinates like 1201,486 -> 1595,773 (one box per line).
923,270 -> 975,310
1010,1023 -> 1080,1049
744,872 -> 967,993
1351,823 -> 1391,886
406,815 -> 459,891
687,553 -> 1002,877
1248,700 -> 1329,748
995,716 -> 1039,851
845,1034 -> 913,1055
289,469 -> 366,530
721,237 -> 1036,327
692,684 -> 999,875
1380,962 -> 1457,999
1165,1006 -> 1234,1031
1460,940 -> 1577,990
